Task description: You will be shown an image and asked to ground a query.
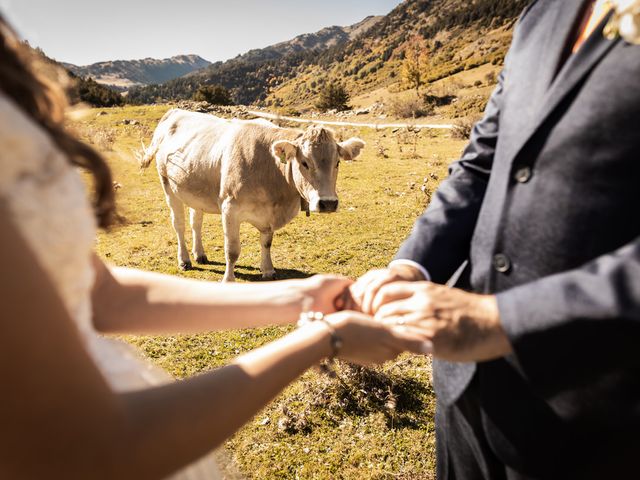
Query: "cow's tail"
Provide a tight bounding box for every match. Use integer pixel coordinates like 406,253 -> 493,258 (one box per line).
138,109 -> 178,168
138,139 -> 158,169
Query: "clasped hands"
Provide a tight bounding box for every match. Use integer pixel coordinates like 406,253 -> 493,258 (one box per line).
339,265 -> 513,363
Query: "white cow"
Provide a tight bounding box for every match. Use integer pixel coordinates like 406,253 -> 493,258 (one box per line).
140,109 -> 365,281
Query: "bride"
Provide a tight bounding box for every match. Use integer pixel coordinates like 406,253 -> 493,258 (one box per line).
0,14 -> 431,480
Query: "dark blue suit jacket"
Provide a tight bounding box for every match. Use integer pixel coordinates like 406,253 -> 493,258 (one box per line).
396,0 -> 640,475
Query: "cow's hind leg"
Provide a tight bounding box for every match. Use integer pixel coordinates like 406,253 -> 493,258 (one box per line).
259,228 -> 276,280
221,201 -> 241,282
161,177 -> 191,270
190,208 -> 208,264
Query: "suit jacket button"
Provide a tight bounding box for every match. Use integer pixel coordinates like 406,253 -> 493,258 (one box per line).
493,253 -> 511,273
515,166 -> 533,183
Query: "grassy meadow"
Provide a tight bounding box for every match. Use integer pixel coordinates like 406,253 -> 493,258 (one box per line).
75,105 -> 467,479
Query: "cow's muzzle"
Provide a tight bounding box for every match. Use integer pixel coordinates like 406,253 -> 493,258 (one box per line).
318,199 -> 339,213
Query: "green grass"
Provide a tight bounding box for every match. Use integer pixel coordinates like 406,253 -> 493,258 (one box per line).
75,105 -> 466,479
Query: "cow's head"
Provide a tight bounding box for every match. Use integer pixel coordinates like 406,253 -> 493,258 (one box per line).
271,126 -> 365,213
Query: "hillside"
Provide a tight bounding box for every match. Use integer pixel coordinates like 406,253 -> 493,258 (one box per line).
63,54 -> 211,90
126,16 -> 383,105
266,0 -> 528,112
126,0 -> 529,112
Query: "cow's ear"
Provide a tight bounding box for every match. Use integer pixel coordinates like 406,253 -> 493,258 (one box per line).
338,138 -> 366,161
271,140 -> 298,164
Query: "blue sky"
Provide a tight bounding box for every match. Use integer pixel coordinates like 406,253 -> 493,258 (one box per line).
0,0 -> 403,66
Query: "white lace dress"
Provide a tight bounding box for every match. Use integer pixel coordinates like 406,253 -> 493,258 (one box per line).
0,93 -> 221,480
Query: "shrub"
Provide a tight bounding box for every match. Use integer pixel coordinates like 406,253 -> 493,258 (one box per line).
423,93 -> 456,107
192,84 -> 234,105
452,117 -> 478,140
388,93 -> 433,119
279,107 -> 302,117
451,94 -> 489,118
315,83 -> 351,112
76,125 -> 117,151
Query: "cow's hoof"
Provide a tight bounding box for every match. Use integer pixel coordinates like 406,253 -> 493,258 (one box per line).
221,276 -> 235,283
262,271 -> 277,281
195,255 -> 209,265
179,261 -> 192,271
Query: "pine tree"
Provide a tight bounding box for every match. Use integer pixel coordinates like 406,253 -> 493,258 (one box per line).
315,83 -> 350,112
192,85 -> 234,105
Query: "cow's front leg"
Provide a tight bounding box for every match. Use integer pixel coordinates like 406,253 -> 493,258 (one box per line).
260,229 -> 276,280
221,201 -> 241,282
190,208 -> 208,264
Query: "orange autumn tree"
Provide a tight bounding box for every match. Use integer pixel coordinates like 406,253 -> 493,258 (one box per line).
402,35 -> 429,96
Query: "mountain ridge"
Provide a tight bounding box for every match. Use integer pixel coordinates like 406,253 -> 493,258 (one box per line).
127,15 -> 384,105
221,16 -> 383,64
63,54 -> 211,90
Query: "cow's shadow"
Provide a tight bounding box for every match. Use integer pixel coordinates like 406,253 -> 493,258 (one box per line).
201,267 -> 313,282
236,268 -> 314,282
182,259 -> 312,281
194,259 -> 258,270
186,259 -> 257,271
181,259 -> 228,272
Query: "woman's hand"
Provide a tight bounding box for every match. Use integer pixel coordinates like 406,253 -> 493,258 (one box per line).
372,282 -> 513,362
324,311 -> 433,366
296,275 -> 355,314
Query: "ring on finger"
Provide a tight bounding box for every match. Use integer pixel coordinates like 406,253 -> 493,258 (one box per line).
395,316 -> 423,326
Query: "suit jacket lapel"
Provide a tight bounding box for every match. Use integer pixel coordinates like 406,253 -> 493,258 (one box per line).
538,10 -> 621,124
506,7 -> 621,167
538,0 -> 590,90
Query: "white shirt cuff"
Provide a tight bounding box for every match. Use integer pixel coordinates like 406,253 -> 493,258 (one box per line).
388,259 -> 431,281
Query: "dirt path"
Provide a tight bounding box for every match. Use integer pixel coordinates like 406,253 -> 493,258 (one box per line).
247,110 -> 455,130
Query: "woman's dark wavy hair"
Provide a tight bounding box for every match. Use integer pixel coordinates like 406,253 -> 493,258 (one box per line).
0,15 -> 115,228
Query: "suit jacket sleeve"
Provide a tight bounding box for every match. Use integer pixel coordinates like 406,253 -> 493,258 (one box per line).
394,69 -> 505,284
497,236 -> 640,397
393,2 -> 541,284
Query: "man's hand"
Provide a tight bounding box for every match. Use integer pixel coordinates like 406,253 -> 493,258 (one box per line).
373,282 -> 513,362
348,264 -> 426,314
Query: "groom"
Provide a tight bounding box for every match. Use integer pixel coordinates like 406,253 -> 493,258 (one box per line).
350,0 -> 640,478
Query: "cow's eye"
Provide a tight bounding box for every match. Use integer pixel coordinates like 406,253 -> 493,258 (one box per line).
336,160 -> 341,168
300,160 -> 309,169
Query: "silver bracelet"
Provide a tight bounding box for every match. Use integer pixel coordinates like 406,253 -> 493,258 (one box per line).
297,311 -> 343,376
